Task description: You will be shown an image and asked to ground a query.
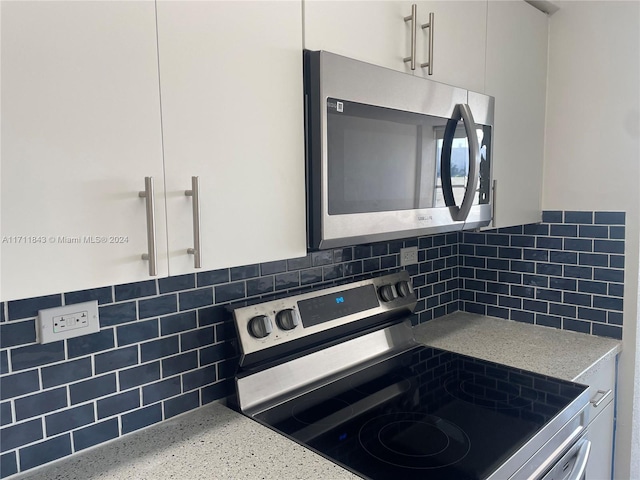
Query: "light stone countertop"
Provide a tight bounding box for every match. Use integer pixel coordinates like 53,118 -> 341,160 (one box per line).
413,311 -> 622,382
14,402 -> 358,480
14,312 -> 621,480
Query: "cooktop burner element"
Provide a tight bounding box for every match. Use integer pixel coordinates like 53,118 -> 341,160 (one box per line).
229,271 -> 591,480
359,412 -> 471,469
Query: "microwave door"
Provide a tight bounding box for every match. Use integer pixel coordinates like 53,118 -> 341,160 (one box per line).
440,104 -> 481,222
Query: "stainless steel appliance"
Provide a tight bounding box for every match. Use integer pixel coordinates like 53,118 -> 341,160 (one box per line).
229,271 -> 591,480
304,51 -> 494,250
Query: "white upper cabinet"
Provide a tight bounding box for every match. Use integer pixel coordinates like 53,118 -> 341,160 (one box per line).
412,1 -> 488,92
156,1 -> 306,275
1,1 -> 168,301
484,0 -> 548,229
304,0 -> 415,74
303,1 -> 487,92
1,1 -> 306,301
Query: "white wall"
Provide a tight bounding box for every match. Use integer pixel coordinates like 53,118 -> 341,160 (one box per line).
543,1 -> 640,478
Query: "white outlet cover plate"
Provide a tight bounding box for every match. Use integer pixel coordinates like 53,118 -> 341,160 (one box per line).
400,246 -> 419,266
37,300 -> 100,344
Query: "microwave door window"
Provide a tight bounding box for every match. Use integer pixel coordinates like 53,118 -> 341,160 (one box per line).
326,99 -> 443,215
435,124 -> 470,208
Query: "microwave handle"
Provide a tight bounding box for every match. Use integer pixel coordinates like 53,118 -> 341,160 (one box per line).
441,104 -> 481,222
456,104 -> 480,221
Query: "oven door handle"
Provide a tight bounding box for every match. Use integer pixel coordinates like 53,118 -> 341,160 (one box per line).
567,439 -> 591,480
441,103 -> 480,222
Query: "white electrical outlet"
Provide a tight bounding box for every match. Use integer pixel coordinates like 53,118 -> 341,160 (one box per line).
400,246 -> 418,266
37,301 -> 100,344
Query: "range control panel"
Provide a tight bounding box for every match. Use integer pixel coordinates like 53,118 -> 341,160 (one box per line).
231,271 -> 417,365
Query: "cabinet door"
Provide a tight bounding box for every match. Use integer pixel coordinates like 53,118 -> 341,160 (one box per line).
576,354 -> 616,480
303,1 -> 486,91
587,402 -> 615,480
414,1 -> 487,93
157,1 -> 306,275
303,0 -> 415,74
1,1 -> 167,301
484,0 -> 548,229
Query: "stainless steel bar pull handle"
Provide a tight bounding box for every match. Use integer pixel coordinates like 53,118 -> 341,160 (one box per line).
590,389 -> 613,407
420,12 -> 434,74
139,176 -> 157,276
185,176 -> 202,269
404,4 -> 417,70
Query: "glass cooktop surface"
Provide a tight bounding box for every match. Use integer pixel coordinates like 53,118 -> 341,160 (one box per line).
255,346 -> 587,480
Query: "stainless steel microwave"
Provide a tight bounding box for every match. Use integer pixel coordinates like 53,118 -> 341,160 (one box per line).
304,50 -> 494,250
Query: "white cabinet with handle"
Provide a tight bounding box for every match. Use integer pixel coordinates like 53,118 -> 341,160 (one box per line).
303,0 -> 415,75
412,1 -> 488,93
0,0 -> 169,301
303,1 -> 487,92
155,0 -> 306,275
1,0 -> 307,301
484,0 -> 548,229
575,354 -> 617,480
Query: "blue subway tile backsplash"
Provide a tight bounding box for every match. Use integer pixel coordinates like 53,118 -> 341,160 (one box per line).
18,434 -> 71,471
158,274 -> 195,294
564,211 -> 593,224
45,403 -> 95,436
459,211 -> 624,340
69,375 -> 116,405
594,211 -> 625,224
41,357 -> 92,389
10,342 -> 65,371
7,295 -> 62,322
14,388 -> 67,422
0,320 -> 36,349
138,294 -> 178,319
67,330 -> 114,358
0,419 -> 43,453
1,453 -> 17,478
73,419 -> 119,452
116,320 -> 158,347
215,281 -> 246,302
0,403 -> 12,427
64,287 -> 113,306
121,404 -> 162,435
0,211 -> 626,478
97,390 -> 140,420
114,280 -> 157,302
119,362 -> 160,391
94,346 -> 138,374
164,391 -> 200,420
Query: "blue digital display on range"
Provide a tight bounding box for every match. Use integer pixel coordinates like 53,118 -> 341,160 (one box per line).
298,285 -> 379,328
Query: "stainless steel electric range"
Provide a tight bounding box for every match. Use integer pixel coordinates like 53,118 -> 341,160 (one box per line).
228,271 -> 592,480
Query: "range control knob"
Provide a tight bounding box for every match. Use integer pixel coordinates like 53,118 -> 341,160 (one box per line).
396,280 -> 413,298
276,309 -> 300,331
378,284 -> 398,302
247,315 -> 273,339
